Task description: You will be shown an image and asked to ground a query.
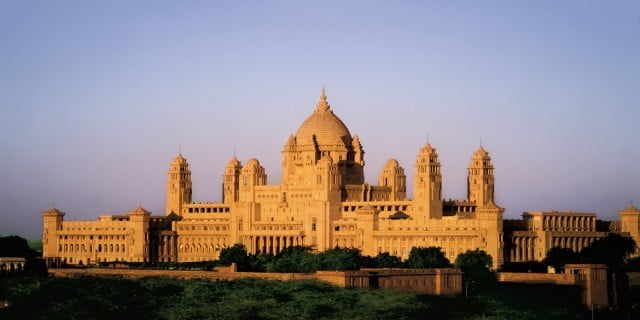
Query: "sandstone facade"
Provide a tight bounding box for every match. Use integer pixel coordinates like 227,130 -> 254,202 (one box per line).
42,90 -> 640,267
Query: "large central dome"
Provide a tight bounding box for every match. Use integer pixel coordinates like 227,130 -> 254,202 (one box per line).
295,88 -> 352,147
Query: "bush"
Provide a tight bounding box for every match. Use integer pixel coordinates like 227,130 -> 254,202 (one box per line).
267,246 -> 318,273
317,247 -> 363,271
407,247 -> 450,269
580,233 -> 637,270
374,252 -> 403,268
454,249 -> 494,282
543,247 -> 581,271
219,244 -> 254,271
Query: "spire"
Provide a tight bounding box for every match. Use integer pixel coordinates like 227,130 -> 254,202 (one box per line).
316,86 -> 330,111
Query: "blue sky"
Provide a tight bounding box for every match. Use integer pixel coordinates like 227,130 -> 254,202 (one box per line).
1,1 -> 639,239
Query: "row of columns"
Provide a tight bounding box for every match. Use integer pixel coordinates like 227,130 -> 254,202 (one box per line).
510,237 -> 535,262
552,236 -> 595,253
157,235 -> 176,261
243,235 -> 304,254
378,236 -> 476,260
544,216 -> 595,231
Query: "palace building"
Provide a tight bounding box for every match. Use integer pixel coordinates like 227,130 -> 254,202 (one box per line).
41,89 -> 640,267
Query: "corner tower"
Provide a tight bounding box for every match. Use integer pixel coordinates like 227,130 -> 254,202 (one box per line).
619,201 -> 640,257
166,153 -> 192,215
378,159 -> 407,201
223,156 -> 242,203
467,146 -> 495,207
413,143 -> 442,219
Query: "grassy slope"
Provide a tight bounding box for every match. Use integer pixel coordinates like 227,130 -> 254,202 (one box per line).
0,276 -> 597,320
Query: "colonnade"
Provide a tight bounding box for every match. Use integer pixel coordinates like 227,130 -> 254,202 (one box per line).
510,237 -> 536,262
0,259 -> 26,273
243,235 -> 304,254
551,236 -> 595,253
156,234 -> 177,262
510,236 -> 598,262
543,216 -> 595,231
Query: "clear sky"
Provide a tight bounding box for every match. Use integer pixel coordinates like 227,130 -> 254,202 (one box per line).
1,1 -> 639,239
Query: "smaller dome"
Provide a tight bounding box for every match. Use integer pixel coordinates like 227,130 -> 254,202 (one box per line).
245,158 -> 260,168
384,159 -> 400,168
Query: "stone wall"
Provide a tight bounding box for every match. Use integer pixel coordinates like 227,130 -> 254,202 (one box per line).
497,272 -> 579,285
50,267 -> 463,296
49,268 -> 316,282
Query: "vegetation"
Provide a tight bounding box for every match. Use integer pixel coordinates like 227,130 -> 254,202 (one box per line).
454,249 -> 493,282
0,236 -> 37,258
543,247 -> 580,271
0,275 -> 598,320
407,247 -> 450,269
26,240 -> 43,254
580,233 -> 637,270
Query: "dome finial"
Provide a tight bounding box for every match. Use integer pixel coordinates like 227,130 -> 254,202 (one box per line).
316,86 -> 330,111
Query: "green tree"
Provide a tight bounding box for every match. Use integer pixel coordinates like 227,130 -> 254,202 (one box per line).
0,235 -> 37,258
580,233 -> 637,269
218,243 -> 253,271
543,247 -> 580,271
406,247 -> 450,269
454,249 -> 493,281
374,252 -> 403,268
318,247 -> 363,270
267,246 -> 318,273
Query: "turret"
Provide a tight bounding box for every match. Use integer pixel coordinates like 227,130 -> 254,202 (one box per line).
467,146 -> 495,207
477,202 -> 504,268
128,205 -> 151,263
619,201 -> 640,257
281,135 -> 297,185
347,135 -> 365,184
42,207 -> 65,262
166,153 -> 192,215
378,159 -> 407,201
313,155 -> 342,201
239,158 -> 267,202
413,143 -> 442,219
223,156 -> 242,203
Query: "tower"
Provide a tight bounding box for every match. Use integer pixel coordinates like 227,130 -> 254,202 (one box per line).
619,201 -> 640,257
413,143 -> 442,219
223,156 -> 242,203
239,158 -> 267,202
42,207 -> 65,264
467,146 -> 495,207
166,153 -> 192,215
378,159 -> 407,201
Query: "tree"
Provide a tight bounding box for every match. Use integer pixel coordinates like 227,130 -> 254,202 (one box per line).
218,243 -> 253,271
318,247 -> 363,270
406,247 -> 450,269
454,249 -> 493,281
267,246 -> 318,273
374,252 -> 403,268
0,236 -> 37,258
543,247 -> 581,272
580,233 -> 637,269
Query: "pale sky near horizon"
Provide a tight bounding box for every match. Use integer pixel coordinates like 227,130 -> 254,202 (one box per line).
1,1 -> 639,239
